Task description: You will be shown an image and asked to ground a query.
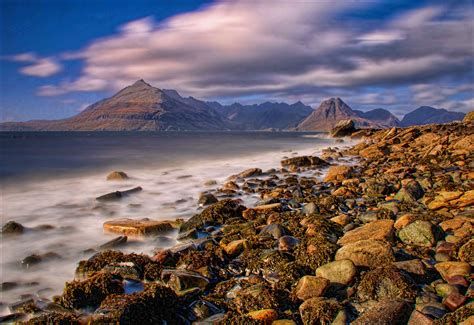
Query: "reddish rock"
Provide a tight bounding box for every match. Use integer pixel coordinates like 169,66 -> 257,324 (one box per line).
103,219 -> 174,237
443,292 -> 467,311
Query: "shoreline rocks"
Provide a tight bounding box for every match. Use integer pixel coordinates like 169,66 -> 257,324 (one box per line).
7,118 -> 474,324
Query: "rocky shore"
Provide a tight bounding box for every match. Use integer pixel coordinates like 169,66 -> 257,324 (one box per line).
1,115 -> 473,324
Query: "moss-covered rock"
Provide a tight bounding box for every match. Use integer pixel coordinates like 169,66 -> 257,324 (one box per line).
356,266 -> 418,302
58,272 -> 124,309
299,297 -> 342,325
179,199 -> 246,232
25,311 -> 79,325
92,283 -> 179,324
76,250 -> 161,280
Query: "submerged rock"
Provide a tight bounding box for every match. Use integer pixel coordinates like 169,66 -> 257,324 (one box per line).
106,171 -> 129,180
2,221 -> 25,235
96,186 -> 142,201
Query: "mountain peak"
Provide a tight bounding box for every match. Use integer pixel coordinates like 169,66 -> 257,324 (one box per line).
132,79 -> 152,87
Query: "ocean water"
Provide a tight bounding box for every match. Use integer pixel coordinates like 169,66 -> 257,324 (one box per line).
0,131 -> 346,313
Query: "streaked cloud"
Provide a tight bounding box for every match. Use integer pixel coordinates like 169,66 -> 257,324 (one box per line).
20,0 -> 474,114
3,52 -> 62,77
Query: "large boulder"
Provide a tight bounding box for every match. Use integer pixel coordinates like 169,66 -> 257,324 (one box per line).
335,239 -> 394,268
337,220 -> 394,245
330,119 -> 357,137
398,220 -> 443,247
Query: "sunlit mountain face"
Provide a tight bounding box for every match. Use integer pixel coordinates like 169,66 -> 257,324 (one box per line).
1,0 -> 472,122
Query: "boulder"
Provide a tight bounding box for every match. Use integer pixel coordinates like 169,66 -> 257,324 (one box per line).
398,220 -> 443,247
353,299 -> 413,325
356,266 -> 417,301
323,165 -> 353,182
280,156 -> 328,171
103,219 -> 174,237
237,168 -> 262,178
161,269 -> 209,295
106,171 -> 129,180
434,262 -> 471,282
315,259 -> 357,285
335,239 -> 394,268
198,192 -> 218,206
463,111 -> 474,123
1,221 -> 25,235
330,119 -> 357,137
337,219 -> 394,245
260,224 -> 287,239
294,276 -> 330,301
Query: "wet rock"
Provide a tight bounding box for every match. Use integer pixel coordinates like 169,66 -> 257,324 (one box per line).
302,202 -> 318,215
93,283 -> 179,323
190,300 -> 222,320
222,181 -> 239,191
278,236 -> 299,251
243,203 -> 282,220
272,320 -> 297,325
57,272 -> 124,309
222,239 -> 249,257
198,192 -> 219,206
103,218 -> 174,237
443,292 -> 467,311
324,165 -> 353,182
204,180 -> 217,186
398,220 -> 444,247
2,221 -> 25,235
458,238 -> 474,263
394,214 -> 415,229
21,254 -> 43,268
233,283 -> 278,314
335,239 -> 395,268
294,276 -> 330,301
106,171 -> 129,180
299,297 -> 342,325
408,310 -> 434,325
393,259 -> 426,276
247,309 -> 278,323
98,236 -> 128,250
176,228 -> 198,241
179,199 -> 245,232
280,156 -> 328,171
260,224 -> 287,239
434,261 -> 471,282
338,219 -> 394,245
0,313 -> 27,323
96,186 -> 142,201
0,281 -> 19,291
103,262 -> 141,281
330,119 -> 357,137
162,269 -> 209,295
26,312 -> 78,324
353,299 -> 413,325
237,168 -> 263,178
315,259 -> 357,286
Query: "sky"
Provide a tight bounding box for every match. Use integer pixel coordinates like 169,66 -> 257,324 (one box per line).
0,0 -> 473,122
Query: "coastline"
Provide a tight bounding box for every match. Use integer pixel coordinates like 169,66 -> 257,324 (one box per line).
1,120 -> 473,324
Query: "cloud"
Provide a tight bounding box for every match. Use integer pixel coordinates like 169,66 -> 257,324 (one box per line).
34,1 -> 472,114
3,52 -> 62,77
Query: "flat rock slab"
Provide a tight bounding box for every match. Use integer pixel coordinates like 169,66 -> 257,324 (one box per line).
335,239 -> 394,268
103,219 -> 175,237
337,219 -> 394,246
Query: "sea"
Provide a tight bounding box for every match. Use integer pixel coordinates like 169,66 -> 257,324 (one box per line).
0,131 -> 350,314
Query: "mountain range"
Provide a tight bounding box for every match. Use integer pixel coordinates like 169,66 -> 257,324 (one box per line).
0,80 -> 466,131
